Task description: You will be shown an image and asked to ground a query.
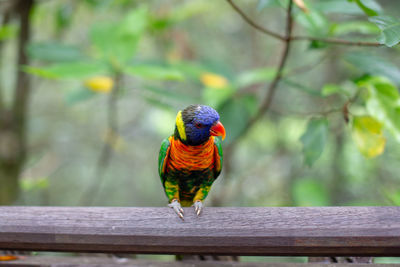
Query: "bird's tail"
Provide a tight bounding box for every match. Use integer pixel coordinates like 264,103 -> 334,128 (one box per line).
180,199 -> 193,207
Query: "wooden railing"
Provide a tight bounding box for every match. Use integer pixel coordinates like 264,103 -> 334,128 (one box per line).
0,206 -> 400,257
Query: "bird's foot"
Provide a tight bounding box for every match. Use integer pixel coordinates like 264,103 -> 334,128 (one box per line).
193,200 -> 203,216
168,199 -> 184,220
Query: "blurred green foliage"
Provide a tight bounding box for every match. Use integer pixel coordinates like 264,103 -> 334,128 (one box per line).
369,16 -> 400,47
300,118 -> 329,167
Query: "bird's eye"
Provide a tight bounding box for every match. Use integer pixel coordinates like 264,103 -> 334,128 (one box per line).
195,123 -> 204,129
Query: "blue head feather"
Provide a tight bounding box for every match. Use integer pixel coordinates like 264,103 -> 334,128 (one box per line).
179,105 -> 220,146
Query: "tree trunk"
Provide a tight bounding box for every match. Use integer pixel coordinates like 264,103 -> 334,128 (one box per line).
0,0 -> 33,205
0,162 -> 20,205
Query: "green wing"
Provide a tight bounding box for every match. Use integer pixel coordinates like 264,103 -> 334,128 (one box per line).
158,137 -> 171,185
213,137 -> 223,178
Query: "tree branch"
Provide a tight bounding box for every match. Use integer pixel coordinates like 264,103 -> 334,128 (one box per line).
290,36 -> 382,47
0,11 -> 11,111
226,0 -> 382,47
0,0 -> 17,15
213,1 -> 295,207
12,0 -> 33,163
239,0 -> 294,139
0,0 -> 33,205
226,0 -> 285,41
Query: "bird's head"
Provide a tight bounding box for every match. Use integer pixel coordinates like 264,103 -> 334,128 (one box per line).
174,104 -> 226,146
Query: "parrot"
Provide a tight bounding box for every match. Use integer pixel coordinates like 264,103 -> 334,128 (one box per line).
158,104 -> 226,220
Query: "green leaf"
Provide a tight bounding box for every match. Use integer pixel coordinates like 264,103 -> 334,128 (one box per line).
314,0 -> 365,14
142,95 -> 175,110
296,7 -> 330,37
123,64 -> 185,81
300,118 -> 329,166
369,16 -> 400,47
149,17 -> 172,31
169,62 -> 208,80
283,79 -> 321,96
149,2 -> 210,31
21,177 -> 49,192
315,0 -> 381,15
27,42 -> 84,62
349,0 -> 380,16
352,116 -> 386,158
345,52 -> 400,85
321,84 -> 343,96
234,68 -> 276,88
90,6 -> 148,64
385,190 -> 400,206
65,88 -> 96,105
330,21 -> 379,36
143,86 -> 195,102
361,76 -> 400,142
292,178 -> 329,206
219,97 -> 255,144
55,3 -> 74,32
203,87 -> 235,108
23,62 -> 109,79
322,81 -> 358,97
0,24 -> 18,41
170,1 -> 211,22
241,94 -> 258,117
257,0 -> 278,11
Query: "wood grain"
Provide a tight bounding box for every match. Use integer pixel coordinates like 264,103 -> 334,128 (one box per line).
0,206 -> 400,256
2,256 -> 398,267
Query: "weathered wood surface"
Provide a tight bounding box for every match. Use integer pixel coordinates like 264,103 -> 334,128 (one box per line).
1,256 -> 398,267
0,206 -> 400,256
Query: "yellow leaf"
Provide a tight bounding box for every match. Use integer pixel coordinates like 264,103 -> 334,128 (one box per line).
294,0 -> 309,13
200,72 -> 228,89
352,116 -> 386,158
84,76 -> 114,93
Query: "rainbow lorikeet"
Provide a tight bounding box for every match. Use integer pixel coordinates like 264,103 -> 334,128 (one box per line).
158,105 -> 226,220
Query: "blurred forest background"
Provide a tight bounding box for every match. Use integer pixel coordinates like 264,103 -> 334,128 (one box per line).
1,0 -> 400,228
2,0 -> 400,263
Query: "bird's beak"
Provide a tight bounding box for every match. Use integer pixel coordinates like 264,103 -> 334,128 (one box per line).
210,121 -> 226,140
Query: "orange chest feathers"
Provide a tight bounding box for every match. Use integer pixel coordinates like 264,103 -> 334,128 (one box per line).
168,136 -> 215,171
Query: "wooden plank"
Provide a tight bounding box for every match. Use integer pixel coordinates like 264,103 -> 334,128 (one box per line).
2,256 -> 399,267
0,206 -> 400,256
0,256 -> 398,267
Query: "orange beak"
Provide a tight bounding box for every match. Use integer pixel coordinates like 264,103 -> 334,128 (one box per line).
210,121 -> 226,140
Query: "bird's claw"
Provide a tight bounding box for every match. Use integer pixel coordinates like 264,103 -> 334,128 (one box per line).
193,200 -> 203,216
168,199 -> 184,220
